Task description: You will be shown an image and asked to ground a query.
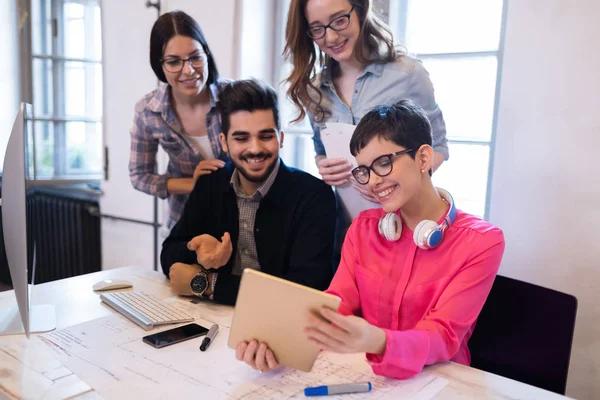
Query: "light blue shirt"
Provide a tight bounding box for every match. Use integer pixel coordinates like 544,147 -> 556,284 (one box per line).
310,55 -> 449,160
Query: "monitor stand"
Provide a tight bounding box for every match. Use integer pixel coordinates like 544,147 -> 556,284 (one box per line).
0,304 -> 56,336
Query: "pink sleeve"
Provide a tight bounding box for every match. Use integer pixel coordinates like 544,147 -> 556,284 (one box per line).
366,231 -> 505,379
325,222 -> 361,316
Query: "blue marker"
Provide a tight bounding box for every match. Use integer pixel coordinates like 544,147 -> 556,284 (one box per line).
304,382 -> 372,396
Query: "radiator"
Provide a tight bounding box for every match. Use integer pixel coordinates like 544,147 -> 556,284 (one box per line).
0,189 -> 102,285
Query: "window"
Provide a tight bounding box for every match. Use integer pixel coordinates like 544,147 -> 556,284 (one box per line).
389,0 -> 506,217
28,0 -> 103,181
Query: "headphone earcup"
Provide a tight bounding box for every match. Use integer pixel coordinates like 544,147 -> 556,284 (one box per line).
413,220 -> 442,249
378,213 -> 402,241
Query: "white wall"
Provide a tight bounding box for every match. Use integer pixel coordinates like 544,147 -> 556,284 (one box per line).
167,0 -> 238,78
238,0 -> 276,82
100,0 -> 157,222
100,0 -> 160,271
489,1 -> 600,399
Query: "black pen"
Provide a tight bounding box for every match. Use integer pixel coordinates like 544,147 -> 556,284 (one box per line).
200,324 -> 219,351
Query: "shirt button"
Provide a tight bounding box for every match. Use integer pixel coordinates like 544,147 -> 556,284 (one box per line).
243,223 -> 248,229
244,249 -> 249,255
354,90 -> 358,93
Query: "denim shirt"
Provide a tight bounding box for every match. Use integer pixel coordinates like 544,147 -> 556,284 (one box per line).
310,55 -> 449,160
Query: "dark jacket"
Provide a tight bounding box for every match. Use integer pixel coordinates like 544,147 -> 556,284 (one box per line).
160,160 -> 336,305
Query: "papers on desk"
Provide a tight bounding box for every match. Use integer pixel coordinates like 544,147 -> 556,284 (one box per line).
38,296 -> 448,399
321,122 -> 380,219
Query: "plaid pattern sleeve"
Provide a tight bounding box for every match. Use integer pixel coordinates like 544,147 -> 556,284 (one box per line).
129,81 -> 230,227
129,97 -> 170,200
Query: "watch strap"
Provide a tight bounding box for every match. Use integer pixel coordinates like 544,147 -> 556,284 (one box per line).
203,272 -> 217,300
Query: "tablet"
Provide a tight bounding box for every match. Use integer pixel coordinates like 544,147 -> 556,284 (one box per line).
227,268 -> 341,372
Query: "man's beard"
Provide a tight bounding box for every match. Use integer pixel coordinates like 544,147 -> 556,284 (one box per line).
231,153 -> 277,183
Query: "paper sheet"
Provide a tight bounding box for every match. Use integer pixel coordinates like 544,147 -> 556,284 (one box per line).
38,297 -> 448,400
320,122 -> 359,168
320,122 -> 380,219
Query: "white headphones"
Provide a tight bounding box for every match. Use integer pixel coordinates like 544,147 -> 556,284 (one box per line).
378,188 -> 457,249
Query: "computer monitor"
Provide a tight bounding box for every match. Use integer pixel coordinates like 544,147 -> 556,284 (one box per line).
0,103 -> 55,337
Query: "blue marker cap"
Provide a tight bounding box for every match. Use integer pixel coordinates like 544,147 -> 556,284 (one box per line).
304,385 -> 329,396
304,382 -> 372,396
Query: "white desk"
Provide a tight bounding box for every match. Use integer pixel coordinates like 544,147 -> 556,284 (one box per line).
0,266 -> 571,399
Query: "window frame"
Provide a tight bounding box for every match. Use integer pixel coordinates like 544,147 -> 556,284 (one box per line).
20,0 -> 104,184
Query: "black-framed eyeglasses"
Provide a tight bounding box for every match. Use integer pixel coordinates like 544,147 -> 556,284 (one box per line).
306,6 -> 355,40
161,53 -> 207,73
352,149 -> 414,185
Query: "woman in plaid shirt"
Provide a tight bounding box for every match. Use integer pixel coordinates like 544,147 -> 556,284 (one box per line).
129,11 -> 229,229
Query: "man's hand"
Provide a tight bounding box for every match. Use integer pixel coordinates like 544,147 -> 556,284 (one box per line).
168,262 -> 202,296
305,307 -> 387,355
187,233 -> 232,269
235,340 -> 281,373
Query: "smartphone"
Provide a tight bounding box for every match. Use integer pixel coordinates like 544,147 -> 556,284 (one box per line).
142,323 -> 209,349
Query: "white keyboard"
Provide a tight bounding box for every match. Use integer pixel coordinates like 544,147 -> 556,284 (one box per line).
100,291 -> 194,331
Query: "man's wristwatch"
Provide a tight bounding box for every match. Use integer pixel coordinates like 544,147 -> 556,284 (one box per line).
190,270 -> 209,297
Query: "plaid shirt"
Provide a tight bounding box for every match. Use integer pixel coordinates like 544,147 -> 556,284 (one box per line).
129,79 -> 230,228
230,159 -> 280,275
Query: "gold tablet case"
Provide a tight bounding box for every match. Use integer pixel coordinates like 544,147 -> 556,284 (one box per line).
227,268 -> 342,372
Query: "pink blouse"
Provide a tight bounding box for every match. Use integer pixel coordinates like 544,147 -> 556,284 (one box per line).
326,208 -> 505,379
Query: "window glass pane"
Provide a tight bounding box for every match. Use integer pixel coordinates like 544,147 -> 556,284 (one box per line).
64,62 -> 103,118
65,121 -> 102,175
279,133 -> 319,178
404,0 -> 503,54
423,56 -> 497,142
31,0 -> 52,55
62,1 -> 102,60
32,58 -> 54,117
33,121 -> 55,178
65,62 -> 85,115
63,2 -> 85,58
432,143 -> 489,218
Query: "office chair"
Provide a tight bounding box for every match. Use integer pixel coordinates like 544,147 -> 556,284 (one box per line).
468,275 -> 578,395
